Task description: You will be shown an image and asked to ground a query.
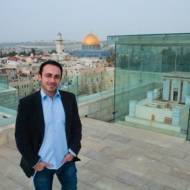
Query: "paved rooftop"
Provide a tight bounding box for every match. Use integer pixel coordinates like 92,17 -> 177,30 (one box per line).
0,106 -> 16,127
1,118 -> 190,190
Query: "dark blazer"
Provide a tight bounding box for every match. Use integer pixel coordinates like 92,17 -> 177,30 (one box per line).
15,90 -> 82,177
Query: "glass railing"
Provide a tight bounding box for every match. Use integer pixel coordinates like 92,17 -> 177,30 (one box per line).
60,72 -> 115,121
0,75 -> 18,110
60,70 -> 114,96
113,33 -> 190,139
0,75 -> 8,89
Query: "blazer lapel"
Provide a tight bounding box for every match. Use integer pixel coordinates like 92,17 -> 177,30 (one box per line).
59,90 -> 70,128
34,91 -> 45,139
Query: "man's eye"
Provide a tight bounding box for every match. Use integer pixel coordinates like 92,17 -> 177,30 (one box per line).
54,75 -> 61,80
45,74 -> 52,78
44,74 -> 61,80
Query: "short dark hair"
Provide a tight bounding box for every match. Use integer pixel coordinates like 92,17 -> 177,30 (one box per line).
39,60 -> 63,77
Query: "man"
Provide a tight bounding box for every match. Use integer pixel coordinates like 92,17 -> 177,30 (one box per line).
15,60 -> 82,190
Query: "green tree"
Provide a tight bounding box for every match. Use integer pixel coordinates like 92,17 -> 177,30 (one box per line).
7,51 -> 17,56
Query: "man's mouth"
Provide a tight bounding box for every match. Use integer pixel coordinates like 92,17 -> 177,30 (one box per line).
48,84 -> 56,88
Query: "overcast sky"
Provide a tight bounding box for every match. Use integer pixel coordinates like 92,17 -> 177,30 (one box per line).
0,0 -> 190,42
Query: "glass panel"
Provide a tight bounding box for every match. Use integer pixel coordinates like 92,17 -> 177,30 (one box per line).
113,34 -> 190,139
0,75 -> 8,89
60,70 -> 115,121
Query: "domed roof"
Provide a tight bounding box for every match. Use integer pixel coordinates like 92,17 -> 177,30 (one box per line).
56,32 -> 63,41
82,33 -> 100,46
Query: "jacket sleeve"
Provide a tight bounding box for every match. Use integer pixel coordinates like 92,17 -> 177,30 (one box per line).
15,99 -> 40,167
69,94 -> 82,155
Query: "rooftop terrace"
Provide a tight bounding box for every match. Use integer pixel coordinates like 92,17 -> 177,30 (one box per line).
1,118 -> 190,190
0,106 -> 16,127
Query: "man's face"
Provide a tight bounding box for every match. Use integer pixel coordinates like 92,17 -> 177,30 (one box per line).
38,64 -> 62,96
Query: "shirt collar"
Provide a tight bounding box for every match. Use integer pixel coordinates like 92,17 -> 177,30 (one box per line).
40,89 -> 60,99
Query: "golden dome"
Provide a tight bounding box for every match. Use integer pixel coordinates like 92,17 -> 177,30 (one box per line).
82,33 -> 100,46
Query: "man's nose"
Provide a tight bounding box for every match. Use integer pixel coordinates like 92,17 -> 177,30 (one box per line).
49,76 -> 56,82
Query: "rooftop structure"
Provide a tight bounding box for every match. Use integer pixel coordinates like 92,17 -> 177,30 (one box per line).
162,72 -> 190,103
55,32 -> 64,55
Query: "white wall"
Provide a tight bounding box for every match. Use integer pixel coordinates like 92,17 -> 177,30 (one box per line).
135,104 -> 172,123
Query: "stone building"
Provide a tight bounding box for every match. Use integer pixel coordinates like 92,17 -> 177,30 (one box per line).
162,72 -> 190,104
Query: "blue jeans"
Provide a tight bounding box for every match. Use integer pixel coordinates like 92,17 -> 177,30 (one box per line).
33,162 -> 77,190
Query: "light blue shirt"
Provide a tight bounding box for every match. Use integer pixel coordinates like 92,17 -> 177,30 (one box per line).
38,89 -> 68,170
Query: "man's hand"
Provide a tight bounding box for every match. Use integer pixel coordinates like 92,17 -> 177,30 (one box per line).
62,153 -> 74,163
34,162 -> 51,172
